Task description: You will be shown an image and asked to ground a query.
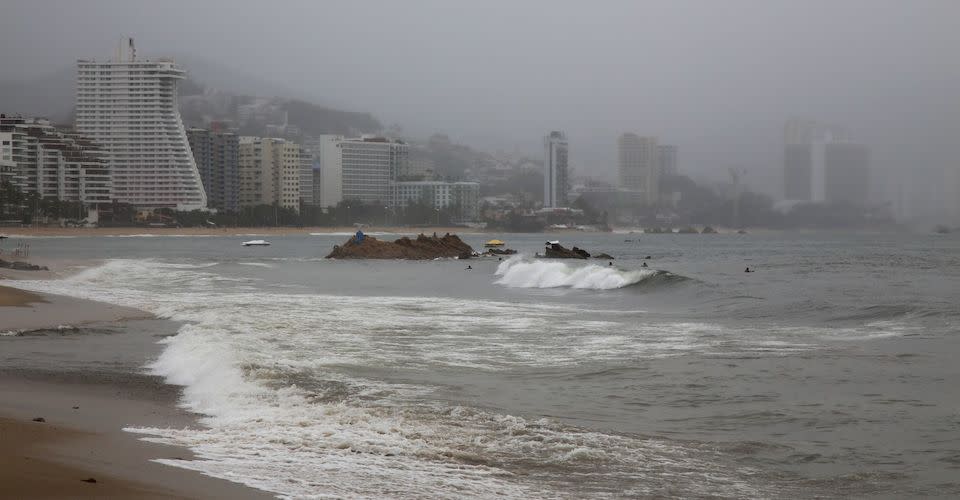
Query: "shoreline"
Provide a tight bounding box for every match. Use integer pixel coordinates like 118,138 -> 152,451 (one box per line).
0,284 -> 150,334
0,371 -> 273,499
1,225 -> 480,237
0,283 -> 275,498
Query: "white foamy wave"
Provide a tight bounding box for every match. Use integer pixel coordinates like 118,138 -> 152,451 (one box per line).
104,234 -> 216,238
0,234 -> 77,239
235,261 -> 273,268
5,259 -> 840,498
494,257 -> 656,290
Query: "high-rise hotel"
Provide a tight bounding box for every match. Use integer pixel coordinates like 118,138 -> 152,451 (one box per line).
75,40 -> 206,210
618,133 -> 659,206
543,131 -> 569,208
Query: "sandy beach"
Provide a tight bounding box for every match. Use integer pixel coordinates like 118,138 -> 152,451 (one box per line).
0,374 -> 274,499
0,281 -> 274,498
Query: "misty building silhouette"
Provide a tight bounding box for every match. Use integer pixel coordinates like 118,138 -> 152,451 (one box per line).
824,143 -> 870,206
783,118 -> 867,205
543,131 -> 569,208
617,133 -> 659,206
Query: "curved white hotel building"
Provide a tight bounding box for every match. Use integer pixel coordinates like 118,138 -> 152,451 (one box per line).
75,40 -> 206,210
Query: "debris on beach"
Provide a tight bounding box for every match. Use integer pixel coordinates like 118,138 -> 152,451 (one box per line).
0,259 -> 48,271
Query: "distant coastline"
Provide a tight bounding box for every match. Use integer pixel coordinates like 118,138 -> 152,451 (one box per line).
1,226 -> 481,237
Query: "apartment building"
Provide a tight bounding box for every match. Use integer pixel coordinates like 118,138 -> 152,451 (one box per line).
393,181 -> 480,223
238,136 -> 302,213
187,128 -> 240,212
617,133 -> 659,205
75,39 -> 206,210
313,135 -> 409,208
543,131 -> 569,208
0,115 -> 111,204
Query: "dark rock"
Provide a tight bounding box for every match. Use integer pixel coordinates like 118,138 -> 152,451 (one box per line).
6,260 -> 45,271
593,253 -> 614,260
32,417 -> 45,422
543,243 -> 590,259
483,248 -> 517,256
326,233 -> 474,260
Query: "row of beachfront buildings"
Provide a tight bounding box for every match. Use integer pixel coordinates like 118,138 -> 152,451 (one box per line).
1,41 -> 480,223
1,113 -> 481,223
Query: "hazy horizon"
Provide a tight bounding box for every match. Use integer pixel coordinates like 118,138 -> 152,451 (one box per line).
2,0 -> 958,213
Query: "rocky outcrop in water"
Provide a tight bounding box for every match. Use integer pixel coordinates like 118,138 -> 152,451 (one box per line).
543,242 -> 590,259
540,243 -> 614,260
326,233 -> 474,260
482,248 -> 517,256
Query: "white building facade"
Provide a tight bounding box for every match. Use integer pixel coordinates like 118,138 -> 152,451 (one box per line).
543,131 -> 569,208
393,181 -> 480,223
75,41 -> 206,210
0,116 -> 111,204
312,135 -> 409,208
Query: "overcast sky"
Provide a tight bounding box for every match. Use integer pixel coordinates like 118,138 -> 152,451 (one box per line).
1,0 -> 958,199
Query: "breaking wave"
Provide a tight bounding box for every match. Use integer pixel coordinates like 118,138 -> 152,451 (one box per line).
494,257 -> 682,290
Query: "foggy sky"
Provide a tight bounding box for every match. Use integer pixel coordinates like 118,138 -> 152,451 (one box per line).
2,0 -> 958,201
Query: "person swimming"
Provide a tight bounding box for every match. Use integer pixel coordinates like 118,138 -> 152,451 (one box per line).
641,262 -> 648,268
608,262 -> 613,266
745,267 -> 753,273
466,265 -> 473,270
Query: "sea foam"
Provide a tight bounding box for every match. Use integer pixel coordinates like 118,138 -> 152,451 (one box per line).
494,256 -> 657,290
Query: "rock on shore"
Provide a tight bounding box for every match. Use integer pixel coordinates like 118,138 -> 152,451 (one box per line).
326,233 -> 475,260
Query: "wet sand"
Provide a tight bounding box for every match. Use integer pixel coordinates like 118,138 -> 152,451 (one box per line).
0,285 -> 151,333
0,373 -> 273,499
0,284 -> 46,307
0,286 -> 275,499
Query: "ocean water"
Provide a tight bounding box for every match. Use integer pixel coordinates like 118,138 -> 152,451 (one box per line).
7,231 -> 960,498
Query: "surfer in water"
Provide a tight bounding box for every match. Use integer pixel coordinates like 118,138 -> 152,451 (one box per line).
466,265 -> 473,270
745,267 -> 753,273
641,262 -> 648,268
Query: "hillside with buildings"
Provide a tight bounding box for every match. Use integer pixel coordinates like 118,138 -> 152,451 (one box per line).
0,41 -> 935,231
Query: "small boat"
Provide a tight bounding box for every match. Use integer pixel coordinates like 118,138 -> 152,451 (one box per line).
242,239 -> 271,247
484,239 -> 506,248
